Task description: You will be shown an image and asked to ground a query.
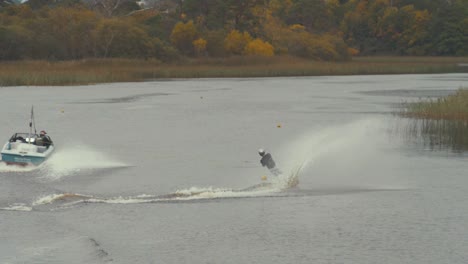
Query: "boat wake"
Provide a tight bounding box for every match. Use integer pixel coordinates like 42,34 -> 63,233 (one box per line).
1,168 -> 301,212
0,162 -> 38,173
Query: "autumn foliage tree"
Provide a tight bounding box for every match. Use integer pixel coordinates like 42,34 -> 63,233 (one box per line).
170,20 -> 198,55
193,37 -> 207,56
224,30 -> 252,55
0,0 -> 466,61
244,39 -> 274,56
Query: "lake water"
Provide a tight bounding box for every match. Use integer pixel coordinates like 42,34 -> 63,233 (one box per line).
1,74 -> 467,263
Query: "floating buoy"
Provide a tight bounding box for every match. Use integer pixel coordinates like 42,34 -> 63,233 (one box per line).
60,108 -> 64,113
261,175 -> 267,181
277,123 -> 282,128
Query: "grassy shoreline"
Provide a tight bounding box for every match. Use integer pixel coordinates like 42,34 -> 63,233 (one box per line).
403,89 -> 468,121
0,56 -> 467,87
401,89 -> 468,151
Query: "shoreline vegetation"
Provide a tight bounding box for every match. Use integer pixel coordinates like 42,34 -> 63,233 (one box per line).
0,56 -> 467,87
403,88 -> 468,121
401,88 -> 468,151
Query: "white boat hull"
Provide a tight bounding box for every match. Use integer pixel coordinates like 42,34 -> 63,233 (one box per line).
1,142 -> 54,166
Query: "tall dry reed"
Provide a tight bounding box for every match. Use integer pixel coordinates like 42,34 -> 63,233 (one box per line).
0,56 -> 466,86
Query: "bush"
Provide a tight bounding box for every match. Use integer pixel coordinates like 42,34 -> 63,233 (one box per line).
224,30 -> 252,55
244,39 -> 274,56
193,38 -> 207,56
170,20 -> 198,55
203,30 -> 226,57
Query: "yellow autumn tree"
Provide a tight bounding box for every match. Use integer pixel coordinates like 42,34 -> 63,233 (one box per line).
170,20 -> 198,55
261,9 -> 349,60
193,38 -> 207,56
289,24 -> 306,32
244,39 -> 274,56
306,35 -> 338,61
224,30 -> 252,55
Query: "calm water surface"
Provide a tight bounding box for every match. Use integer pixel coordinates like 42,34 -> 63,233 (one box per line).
1,74 -> 467,263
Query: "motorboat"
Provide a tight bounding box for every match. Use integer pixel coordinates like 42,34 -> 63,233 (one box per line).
1,107 -> 54,166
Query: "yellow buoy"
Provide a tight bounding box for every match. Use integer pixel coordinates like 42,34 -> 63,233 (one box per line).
60,108 -> 64,113
277,123 -> 282,128
261,175 -> 267,181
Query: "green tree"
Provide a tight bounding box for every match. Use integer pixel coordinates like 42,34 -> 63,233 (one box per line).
203,29 -> 226,57
341,0 -> 375,54
226,0 -> 264,31
151,37 -> 181,62
0,25 -> 31,60
182,0 -> 228,30
399,7 -> 431,55
285,0 -> 333,33
45,7 -> 98,59
429,0 -> 468,55
93,18 -> 153,58
142,11 -> 180,41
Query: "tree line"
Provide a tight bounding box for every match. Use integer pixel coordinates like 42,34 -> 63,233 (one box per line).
0,0 -> 466,61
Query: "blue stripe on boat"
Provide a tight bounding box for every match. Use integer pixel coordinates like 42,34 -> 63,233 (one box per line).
1,153 -> 45,165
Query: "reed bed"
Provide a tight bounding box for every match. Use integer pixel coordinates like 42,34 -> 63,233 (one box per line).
403,89 -> 468,121
400,88 -> 468,151
0,56 -> 466,86
399,118 -> 468,152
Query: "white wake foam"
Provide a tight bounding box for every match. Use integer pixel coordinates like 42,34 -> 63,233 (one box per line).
79,185 -> 281,205
0,162 -> 39,173
28,177 -> 295,210
29,193 -> 92,210
0,203 -> 32,211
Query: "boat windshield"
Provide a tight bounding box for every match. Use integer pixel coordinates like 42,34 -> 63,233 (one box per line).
9,133 -> 40,143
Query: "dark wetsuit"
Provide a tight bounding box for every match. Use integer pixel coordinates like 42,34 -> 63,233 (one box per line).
40,135 -> 53,147
260,153 -> 276,169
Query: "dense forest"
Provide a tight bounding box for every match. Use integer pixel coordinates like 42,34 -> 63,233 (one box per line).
0,0 -> 467,61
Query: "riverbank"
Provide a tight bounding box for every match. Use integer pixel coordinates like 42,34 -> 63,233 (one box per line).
0,56 -> 467,86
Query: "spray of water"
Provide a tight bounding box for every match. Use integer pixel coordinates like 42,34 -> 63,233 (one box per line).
38,144 -> 129,180
276,118 -> 392,188
0,143 -> 127,178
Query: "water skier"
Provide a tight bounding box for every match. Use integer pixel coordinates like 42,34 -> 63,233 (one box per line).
258,148 -> 281,176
